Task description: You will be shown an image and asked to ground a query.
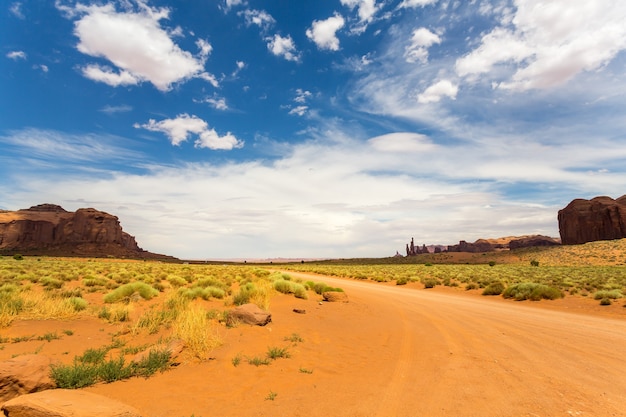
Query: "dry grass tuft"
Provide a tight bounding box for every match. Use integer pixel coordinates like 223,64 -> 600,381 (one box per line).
173,305 -> 222,360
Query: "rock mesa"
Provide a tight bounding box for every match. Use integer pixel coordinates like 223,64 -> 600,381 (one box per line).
558,195 -> 626,245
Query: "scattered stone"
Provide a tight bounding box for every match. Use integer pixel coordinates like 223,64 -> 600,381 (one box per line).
322,291 -> 349,303
132,339 -> 184,364
292,309 -> 306,314
1,389 -> 143,417
227,303 -> 272,326
0,354 -> 55,403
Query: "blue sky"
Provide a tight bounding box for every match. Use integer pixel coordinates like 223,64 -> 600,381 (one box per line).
2,0 -> 626,259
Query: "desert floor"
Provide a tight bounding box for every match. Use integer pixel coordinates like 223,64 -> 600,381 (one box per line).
2,271 -> 626,417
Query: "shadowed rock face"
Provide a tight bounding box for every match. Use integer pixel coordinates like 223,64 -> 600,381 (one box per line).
558,195 -> 626,245
0,204 -> 172,259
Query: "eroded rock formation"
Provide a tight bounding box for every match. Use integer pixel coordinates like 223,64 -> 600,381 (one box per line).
558,195 -> 626,245
0,204 -> 173,259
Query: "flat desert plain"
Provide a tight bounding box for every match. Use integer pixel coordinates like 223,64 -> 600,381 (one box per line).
2,271 -> 626,417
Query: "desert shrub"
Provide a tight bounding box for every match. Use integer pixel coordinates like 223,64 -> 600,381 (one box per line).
173,305 -> 221,359
66,297 -> 88,312
194,277 -> 228,291
593,289 -> 622,300
133,309 -> 174,335
530,260 -> 540,267
482,281 -> 505,296
167,275 -> 187,288
79,347 -> 108,364
12,254 -> 23,261
396,277 -> 408,285
103,282 -> 159,303
97,356 -> 134,383
133,349 -> 171,377
293,284 -> 308,299
503,283 -> 563,301
273,279 -> 294,294
600,297 -> 612,306
40,277 -> 64,289
50,361 -> 98,389
83,277 -> 108,287
488,261 -> 496,267
232,283 -> 256,305
465,283 -> 478,290
422,278 -> 439,289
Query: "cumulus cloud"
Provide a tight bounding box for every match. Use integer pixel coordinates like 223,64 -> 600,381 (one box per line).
455,0 -> 626,91
417,79 -> 458,103
266,34 -> 300,62
294,89 -> 313,103
398,0 -> 438,9
203,96 -> 229,110
239,9 -> 275,31
341,0 -> 380,31
405,27 -> 441,63
135,114 -> 243,150
288,106 -> 308,117
306,13 -> 345,51
6,51 -> 26,60
61,2 -> 216,91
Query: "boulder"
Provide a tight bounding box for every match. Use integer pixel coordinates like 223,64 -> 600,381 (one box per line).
0,355 -> 55,403
322,291 -> 349,303
1,389 -> 143,417
227,304 -> 272,326
558,195 -> 626,245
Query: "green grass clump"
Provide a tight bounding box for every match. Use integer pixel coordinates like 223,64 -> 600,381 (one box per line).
266,346 -> 290,360
103,282 -> 159,303
50,346 -> 171,389
422,278 -> 439,289
66,297 -> 88,312
593,289 -> 622,300
503,283 -> 563,301
482,281 -> 506,296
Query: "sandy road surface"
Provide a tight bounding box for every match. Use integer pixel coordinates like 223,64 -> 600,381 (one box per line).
84,272 -> 626,417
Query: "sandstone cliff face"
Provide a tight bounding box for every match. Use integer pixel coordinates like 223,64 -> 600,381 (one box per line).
0,204 -> 156,258
558,195 -> 626,245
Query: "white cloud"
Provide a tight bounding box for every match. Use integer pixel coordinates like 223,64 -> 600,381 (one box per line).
266,34 -> 300,62
100,104 -> 132,114
8,122 -> 626,258
289,106 -> 309,117
398,0 -> 438,9
405,27 -> 441,64
9,2 -> 24,19
341,0 -> 380,27
223,0 -> 245,11
294,89 -> 312,103
135,114 -> 208,146
368,132 -> 437,152
239,9 -> 275,31
63,2 -> 215,91
6,51 -> 26,60
135,114 -> 243,150
81,64 -> 139,87
306,13 -> 345,51
195,129 -> 243,150
455,0 -> 626,91
417,79 -> 458,103
203,96 -> 229,110
35,64 -> 49,73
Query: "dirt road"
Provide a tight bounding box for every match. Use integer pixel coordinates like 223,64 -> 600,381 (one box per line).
85,272 -> 626,417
